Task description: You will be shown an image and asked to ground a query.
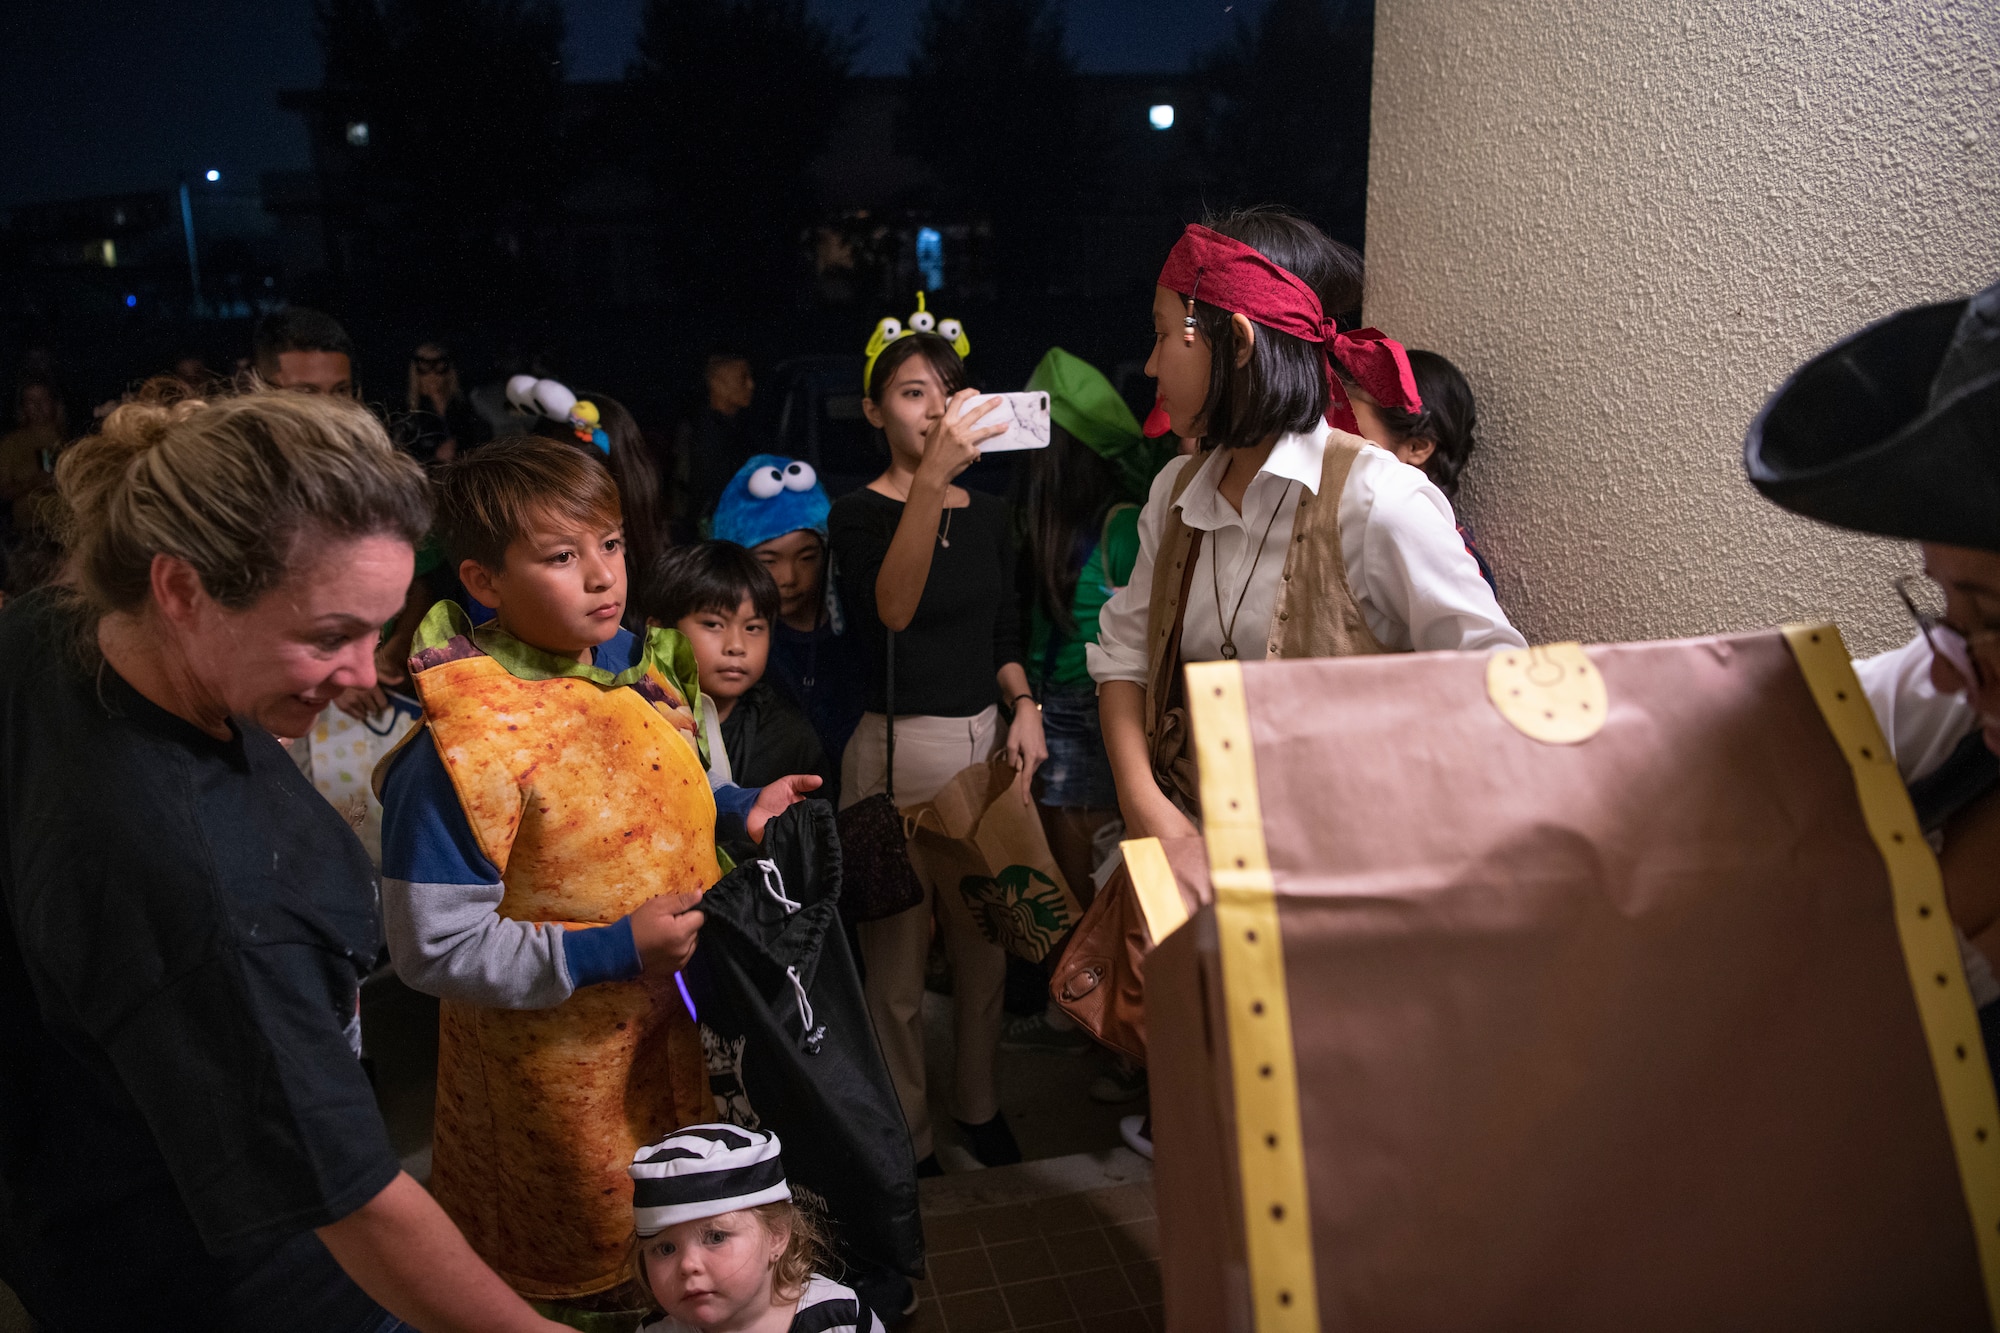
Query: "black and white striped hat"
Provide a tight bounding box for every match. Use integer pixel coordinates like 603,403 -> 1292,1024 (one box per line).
630,1124 -> 792,1236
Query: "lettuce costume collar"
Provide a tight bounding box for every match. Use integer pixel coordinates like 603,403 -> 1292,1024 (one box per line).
411,600 -> 702,702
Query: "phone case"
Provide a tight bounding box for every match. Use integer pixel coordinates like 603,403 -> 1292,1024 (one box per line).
967,391 -> 1051,452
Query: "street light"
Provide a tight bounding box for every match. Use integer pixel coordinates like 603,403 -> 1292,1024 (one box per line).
204,169 -> 221,183
179,179 -> 205,315
1148,104 -> 1175,131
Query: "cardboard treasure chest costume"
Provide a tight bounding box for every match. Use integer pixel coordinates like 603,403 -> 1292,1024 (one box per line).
1144,633 -> 2000,1330
384,605 -> 718,1298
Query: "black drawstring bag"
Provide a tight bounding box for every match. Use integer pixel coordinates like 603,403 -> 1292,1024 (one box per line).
835,626 -> 926,924
683,800 -> 924,1282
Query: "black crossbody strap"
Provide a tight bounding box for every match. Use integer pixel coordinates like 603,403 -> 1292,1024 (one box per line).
884,624 -> 896,805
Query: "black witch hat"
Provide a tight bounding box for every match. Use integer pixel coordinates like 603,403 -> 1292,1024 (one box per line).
1745,278 -> 2000,550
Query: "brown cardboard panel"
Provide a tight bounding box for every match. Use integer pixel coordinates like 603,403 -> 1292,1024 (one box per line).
1150,911 -> 1253,1332
1154,632 -> 1988,1331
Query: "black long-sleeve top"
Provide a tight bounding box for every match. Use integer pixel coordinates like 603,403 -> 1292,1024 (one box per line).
828,487 -> 1022,718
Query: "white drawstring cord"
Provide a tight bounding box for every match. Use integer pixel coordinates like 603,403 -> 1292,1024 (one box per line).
785,964 -> 826,1053
762,860 -> 823,1050
759,859 -> 801,914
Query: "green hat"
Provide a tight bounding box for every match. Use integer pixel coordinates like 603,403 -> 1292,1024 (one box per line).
1026,347 -> 1170,500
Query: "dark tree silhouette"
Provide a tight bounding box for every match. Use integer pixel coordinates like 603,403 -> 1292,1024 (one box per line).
1196,0 -> 1375,249
900,0 -> 1087,298
623,0 -> 853,318
314,0 -> 568,311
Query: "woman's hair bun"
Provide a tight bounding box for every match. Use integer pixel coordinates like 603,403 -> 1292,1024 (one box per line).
57,380 -> 207,539
55,379 -> 432,618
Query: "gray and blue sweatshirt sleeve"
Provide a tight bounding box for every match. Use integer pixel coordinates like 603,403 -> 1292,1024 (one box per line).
378,728 -> 643,1009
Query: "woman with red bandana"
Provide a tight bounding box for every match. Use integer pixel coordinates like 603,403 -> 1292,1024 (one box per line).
1088,209 -> 1524,846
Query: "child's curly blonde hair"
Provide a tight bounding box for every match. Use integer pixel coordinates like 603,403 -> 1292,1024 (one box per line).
630,1192 -> 831,1311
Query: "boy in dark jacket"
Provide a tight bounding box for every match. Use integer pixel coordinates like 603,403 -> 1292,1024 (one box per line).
710,455 -> 864,806
640,542 -> 830,800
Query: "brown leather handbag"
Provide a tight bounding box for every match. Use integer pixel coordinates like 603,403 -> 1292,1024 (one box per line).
1049,834 -> 1211,1063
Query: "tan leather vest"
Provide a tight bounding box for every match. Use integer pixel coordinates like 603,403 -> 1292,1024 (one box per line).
1143,432 -> 1389,759
410,649 -> 718,1299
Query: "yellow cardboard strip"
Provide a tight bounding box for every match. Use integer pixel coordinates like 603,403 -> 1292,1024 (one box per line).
1783,623 -> 2000,1327
1186,660 -> 1320,1331
1121,836 -> 1190,944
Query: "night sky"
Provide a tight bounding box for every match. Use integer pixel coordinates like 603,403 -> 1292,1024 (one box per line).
2,0 -> 1248,210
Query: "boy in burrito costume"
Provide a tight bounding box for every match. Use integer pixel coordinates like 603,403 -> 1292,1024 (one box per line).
375,438 -> 819,1300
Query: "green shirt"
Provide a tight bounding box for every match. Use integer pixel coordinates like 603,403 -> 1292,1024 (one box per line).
1027,504 -> 1141,691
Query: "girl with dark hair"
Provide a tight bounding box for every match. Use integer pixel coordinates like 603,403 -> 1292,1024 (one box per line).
1345,348 -> 1499,592
827,305 -> 1042,1175
1091,210 -> 1524,847
1017,348 -> 1168,894
586,393 -> 668,601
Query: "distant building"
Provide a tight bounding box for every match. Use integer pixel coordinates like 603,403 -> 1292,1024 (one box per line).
271,73 -> 1210,316
3,181 -> 284,325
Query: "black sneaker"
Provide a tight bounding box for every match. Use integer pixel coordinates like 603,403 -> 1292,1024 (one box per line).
955,1112 -> 1022,1168
999,1009 -> 1091,1055
1087,1057 -> 1148,1103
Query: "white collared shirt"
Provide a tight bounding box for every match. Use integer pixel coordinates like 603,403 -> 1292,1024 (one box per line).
1854,632 -> 1979,783
1087,420 -> 1523,685
1853,633 -> 1999,1009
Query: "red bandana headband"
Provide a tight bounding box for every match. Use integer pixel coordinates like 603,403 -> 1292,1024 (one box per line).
1153,223 -> 1421,438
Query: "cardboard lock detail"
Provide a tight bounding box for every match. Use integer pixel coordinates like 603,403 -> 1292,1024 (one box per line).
1487,641 -> 1607,743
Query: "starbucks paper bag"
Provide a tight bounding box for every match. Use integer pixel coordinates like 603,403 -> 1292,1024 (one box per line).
906,758 -> 1081,962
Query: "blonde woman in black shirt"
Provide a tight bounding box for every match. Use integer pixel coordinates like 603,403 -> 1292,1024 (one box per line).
828,326 -> 1045,1174
0,387 -> 569,1332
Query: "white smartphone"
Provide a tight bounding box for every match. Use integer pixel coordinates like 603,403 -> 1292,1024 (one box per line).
963,391 -> 1051,452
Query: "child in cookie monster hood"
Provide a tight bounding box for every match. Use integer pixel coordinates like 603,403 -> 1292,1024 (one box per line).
713,454 -> 866,806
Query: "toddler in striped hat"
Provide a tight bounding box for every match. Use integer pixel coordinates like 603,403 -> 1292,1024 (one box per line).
630,1123 -> 886,1333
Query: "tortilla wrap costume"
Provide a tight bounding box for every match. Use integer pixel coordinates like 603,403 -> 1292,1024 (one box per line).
1145,636 -> 2000,1330
382,603 -> 718,1298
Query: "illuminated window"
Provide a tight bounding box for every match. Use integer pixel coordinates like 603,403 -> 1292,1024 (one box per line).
346,121 -> 370,147
1148,104 -> 1175,131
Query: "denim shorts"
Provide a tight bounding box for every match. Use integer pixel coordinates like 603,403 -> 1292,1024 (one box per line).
1036,684 -> 1118,809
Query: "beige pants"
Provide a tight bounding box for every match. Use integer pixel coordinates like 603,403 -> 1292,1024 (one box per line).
841,707 -> 1005,1161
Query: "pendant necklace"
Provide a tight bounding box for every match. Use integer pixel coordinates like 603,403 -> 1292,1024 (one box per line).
1210,480 -> 1295,660
884,473 -> 955,547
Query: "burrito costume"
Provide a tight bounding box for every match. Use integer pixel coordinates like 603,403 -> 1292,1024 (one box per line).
1134,282 -> 2000,1330
378,603 -> 759,1298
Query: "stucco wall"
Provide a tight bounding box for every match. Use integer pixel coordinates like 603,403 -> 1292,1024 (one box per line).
1365,0 -> 2000,653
